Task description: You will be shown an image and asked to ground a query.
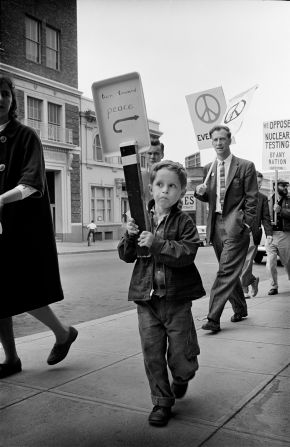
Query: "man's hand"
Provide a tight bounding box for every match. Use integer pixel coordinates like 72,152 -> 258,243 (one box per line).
138,231 -> 154,248
126,218 -> 139,236
266,235 -> 273,245
273,203 -> 281,213
195,184 -> 207,195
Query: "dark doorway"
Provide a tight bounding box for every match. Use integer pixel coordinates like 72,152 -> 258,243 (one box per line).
46,170 -> 56,230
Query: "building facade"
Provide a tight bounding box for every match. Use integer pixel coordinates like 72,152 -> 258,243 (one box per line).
0,0 -> 82,241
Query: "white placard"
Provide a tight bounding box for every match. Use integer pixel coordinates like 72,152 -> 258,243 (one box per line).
92,72 -> 151,155
186,86 -> 227,150
262,119 -> 290,171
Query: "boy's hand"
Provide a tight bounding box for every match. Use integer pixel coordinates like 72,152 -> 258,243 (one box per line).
127,218 -> 139,236
138,231 -> 154,248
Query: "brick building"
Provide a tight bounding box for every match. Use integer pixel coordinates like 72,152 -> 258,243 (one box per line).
0,0 -> 82,240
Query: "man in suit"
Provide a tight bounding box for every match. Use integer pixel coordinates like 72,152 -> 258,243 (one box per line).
195,125 -> 258,332
240,171 -> 273,298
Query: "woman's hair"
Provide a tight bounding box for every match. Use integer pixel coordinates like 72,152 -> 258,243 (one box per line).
149,160 -> 187,190
0,75 -> 18,119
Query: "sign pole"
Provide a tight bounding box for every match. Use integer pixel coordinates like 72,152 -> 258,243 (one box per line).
274,169 -> 278,225
120,141 -> 150,258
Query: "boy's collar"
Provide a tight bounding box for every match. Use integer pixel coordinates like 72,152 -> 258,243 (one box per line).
148,199 -> 180,214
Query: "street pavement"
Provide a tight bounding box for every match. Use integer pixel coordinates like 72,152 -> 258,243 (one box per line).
1,242 -> 290,446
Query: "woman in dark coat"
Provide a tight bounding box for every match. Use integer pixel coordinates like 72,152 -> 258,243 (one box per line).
0,76 -> 78,378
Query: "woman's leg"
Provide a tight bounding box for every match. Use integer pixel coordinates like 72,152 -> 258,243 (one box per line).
28,306 -> 70,344
0,317 -> 20,364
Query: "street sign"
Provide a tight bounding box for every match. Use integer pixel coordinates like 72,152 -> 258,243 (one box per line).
262,119 -> 290,171
182,191 -> 196,211
91,72 -> 151,155
186,86 -> 227,150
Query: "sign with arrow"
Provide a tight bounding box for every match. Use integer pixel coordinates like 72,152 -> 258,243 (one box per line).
92,72 -> 151,155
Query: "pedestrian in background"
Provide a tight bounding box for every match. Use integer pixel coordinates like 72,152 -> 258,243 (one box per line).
87,219 -> 97,245
266,178 -> 290,295
240,171 -> 273,298
195,125 -> 258,332
118,160 -> 205,427
0,76 -> 78,379
142,137 -> 165,204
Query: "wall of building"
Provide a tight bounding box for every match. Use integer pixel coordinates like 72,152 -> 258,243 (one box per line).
0,0 -> 78,88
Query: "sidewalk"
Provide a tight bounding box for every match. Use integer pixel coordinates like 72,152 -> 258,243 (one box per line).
56,240 -> 119,255
1,276 -> 290,446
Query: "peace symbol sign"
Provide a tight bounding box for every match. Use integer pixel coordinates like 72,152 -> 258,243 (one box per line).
224,100 -> 246,123
195,94 -> 221,124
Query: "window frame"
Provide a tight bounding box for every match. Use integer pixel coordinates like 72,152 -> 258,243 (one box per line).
25,16 -> 41,64
93,134 -> 103,162
90,186 -> 113,223
46,25 -> 60,70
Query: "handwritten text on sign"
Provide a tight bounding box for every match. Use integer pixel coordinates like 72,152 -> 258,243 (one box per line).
262,120 -> 290,171
92,73 -> 150,155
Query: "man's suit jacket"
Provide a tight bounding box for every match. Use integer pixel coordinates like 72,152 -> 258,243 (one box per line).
251,192 -> 272,245
195,155 -> 258,243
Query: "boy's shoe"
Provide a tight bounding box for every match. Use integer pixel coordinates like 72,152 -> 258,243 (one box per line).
47,327 -> 78,365
201,320 -> 221,332
250,277 -> 259,297
171,382 -> 188,399
148,405 -> 171,427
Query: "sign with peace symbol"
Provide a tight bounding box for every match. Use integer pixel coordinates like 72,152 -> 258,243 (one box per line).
186,86 -> 227,150
194,94 -> 221,124
224,100 -> 246,124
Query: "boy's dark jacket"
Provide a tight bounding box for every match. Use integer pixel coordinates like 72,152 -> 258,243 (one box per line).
118,200 -> 206,302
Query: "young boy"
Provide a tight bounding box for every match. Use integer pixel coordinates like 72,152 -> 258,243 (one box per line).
118,160 -> 205,427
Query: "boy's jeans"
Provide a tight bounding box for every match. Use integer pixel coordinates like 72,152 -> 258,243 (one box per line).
137,296 -> 199,408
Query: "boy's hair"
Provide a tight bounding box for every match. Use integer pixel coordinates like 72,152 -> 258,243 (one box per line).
149,160 -> 187,190
0,75 -> 17,119
209,125 -> 231,139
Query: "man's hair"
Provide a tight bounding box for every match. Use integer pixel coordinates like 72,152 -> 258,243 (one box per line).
149,160 -> 187,190
256,171 -> 263,179
150,137 -> 164,153
0,75 -> 17,119
209,125 -> 231,139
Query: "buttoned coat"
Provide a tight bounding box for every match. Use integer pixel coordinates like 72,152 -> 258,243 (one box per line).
0,119 -> 64,318
195,155 -> 258,243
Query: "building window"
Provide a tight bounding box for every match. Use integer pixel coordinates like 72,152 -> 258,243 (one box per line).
27,97 -> 42,135
93,134 -> 103,161
91,187 -> 113,222
25,16 -> 41,63
48,103 -> 61,141
185,152 -> 201,168
46,26 -> 60,70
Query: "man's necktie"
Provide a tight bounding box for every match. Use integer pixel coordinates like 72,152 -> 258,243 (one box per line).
219,161 -> 225,209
